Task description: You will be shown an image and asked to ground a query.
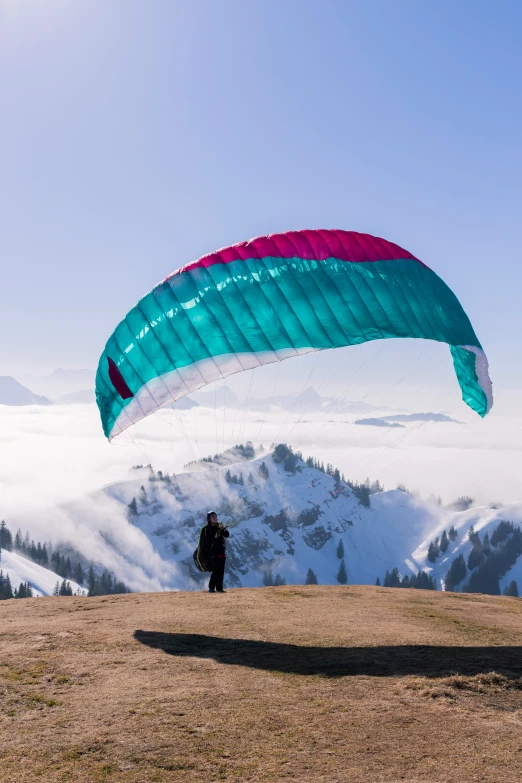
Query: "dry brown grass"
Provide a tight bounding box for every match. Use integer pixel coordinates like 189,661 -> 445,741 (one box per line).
1,585 -> 522,782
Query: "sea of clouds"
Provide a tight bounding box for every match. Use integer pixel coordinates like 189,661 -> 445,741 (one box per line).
1,397 -> 521,513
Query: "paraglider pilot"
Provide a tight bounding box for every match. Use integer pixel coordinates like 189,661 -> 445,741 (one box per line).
199,511 -> 230,593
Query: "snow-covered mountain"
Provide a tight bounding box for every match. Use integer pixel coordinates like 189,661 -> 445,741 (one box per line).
88,445 -> 522,594
356,413 -> 460,427
250,386 -> 380,414
0,550 -> 85,597
0,376 -> 52,406
355,418 -> 405,428
191,386 -> 383,415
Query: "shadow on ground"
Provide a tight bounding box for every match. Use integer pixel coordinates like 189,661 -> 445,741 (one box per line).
133,631 -> 522,679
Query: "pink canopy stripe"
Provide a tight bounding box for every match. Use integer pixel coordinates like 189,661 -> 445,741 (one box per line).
168,229 -> 425,279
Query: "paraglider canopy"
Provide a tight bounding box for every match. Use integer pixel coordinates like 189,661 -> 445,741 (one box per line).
95,229 -> 492,440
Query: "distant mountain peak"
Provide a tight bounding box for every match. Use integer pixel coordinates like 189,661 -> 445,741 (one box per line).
190,384 -> 384,415
0,376 -> 52,406
355,412 -> 460,426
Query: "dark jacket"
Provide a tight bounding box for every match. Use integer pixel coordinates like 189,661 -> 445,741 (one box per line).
199,522 -> 230,560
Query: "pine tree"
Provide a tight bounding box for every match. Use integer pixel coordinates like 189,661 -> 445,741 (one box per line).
57,554 -> 65,577
101,571 -> 113,594
445,554 -> 467,591
0,571 -> 13,600
336,539 -> 344,559
451,496 -> 474,511
88,566 -> 96,596
336,559 -> 348,584
14,529 -> 23,550
448,525 -> 458,541
490,520 -> 514,547
467,543 -> 484,571
305,568 -> 318,585
59,555 -> 68,578
258,462 -> 269,480
53,581 -> 60,597
375,577 -> 381,586
113,581 -> 128,594
503,580 -> 519,597
381,567 -> 403,588
127,497 -> 138,521
15,582 -> 32,598
357,485 -> 371,508
73,562 -> 85,585
427,541 -> 439,563
388,567 -> 401,587
274,573 -> 286,586
464,565 -> 500,596
0,521 -> 13,551
41,544 -> 49,566
262,570 -> 274,586
409,571 -> 437,590
440,530 -> 449,553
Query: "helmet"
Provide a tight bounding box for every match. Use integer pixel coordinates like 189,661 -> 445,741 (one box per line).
206,511 -> 217,523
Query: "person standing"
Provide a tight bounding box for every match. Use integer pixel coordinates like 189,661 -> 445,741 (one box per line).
198,511 -> 230,593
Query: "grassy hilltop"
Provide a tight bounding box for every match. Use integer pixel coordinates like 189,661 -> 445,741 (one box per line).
1,586 -> 522,783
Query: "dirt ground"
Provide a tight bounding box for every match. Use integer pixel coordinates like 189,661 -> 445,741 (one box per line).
1,585 -> 521,783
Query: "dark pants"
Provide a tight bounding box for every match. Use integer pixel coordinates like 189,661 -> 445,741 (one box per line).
209,556 -> 226,591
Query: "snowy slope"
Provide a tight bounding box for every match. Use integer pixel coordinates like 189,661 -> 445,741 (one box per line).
411,502 -> 522,592
96,448 -> 522,593
0,550 -> 86,597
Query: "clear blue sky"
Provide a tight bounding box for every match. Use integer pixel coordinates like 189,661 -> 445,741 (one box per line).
1,0 -> 521,408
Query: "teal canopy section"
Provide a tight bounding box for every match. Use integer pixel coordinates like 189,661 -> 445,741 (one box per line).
96,253 -> 491,439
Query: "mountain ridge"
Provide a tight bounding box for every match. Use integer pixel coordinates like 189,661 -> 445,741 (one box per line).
0,376 -> 52,406
90,446 -> 522,594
